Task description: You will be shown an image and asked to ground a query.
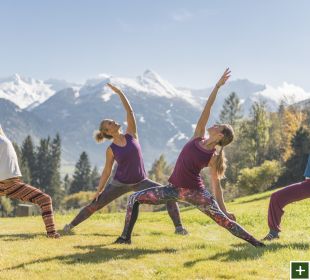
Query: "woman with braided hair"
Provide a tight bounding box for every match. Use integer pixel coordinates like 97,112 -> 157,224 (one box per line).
115,69 -> 265,247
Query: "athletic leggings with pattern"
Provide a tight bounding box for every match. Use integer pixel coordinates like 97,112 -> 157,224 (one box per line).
0,177 -> 57,236
70,178 -> 183,229
120,184 -> 262,246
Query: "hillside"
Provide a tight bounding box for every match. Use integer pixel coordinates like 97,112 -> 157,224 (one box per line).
0,190 -> 309,279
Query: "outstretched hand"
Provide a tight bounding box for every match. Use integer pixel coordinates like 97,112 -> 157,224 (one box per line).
107,83 -> 122,94
216,68 -> 231,88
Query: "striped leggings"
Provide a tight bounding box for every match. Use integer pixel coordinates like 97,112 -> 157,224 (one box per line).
120,184 -> 263,247
0,177 -> 57,236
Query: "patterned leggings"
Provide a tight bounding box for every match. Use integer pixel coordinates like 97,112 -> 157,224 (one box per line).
70,178 -> 183,229
120,184 -> 262,246
0,177 -> 57,236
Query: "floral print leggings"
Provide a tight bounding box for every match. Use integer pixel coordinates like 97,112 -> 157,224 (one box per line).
120,184 -> 263,247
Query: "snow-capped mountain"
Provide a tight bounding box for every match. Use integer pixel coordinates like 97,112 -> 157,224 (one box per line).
31,71 -> 202,169
2,70 -> 310,172
0,74 -> 79,110
79,70 -> 199,107
188,79 -> 310,117
0,74 -> 55,109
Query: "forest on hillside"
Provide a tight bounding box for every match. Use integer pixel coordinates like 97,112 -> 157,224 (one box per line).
1,92 -> 309,216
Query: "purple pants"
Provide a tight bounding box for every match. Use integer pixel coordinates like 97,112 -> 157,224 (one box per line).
268,179 -> 310,232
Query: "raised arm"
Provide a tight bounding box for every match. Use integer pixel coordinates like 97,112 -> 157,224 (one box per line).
94,147 -> 115,201
107,83 -> 138,138
193,68 -> 231,138
208,156 -> 236,221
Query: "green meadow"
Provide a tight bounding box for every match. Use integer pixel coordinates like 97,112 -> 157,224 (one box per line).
1,190 -> 310,280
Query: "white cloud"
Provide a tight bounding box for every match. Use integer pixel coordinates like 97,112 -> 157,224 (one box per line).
256,82 -> 310,104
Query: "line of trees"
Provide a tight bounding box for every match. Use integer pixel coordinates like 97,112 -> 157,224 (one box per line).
214,92 -> 310,198
2,93 -> 309,216
3,136 -> 100,216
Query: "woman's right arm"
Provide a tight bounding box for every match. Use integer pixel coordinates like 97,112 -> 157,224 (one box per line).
94,147 -> 115,201
193,68 -> 231,138
106,83 -> 138,139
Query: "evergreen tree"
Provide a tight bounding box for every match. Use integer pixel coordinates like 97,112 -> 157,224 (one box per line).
224,101 -> 271,184
21,135 -> 36,185
239,101 -> 270,167
251,101 -> 270,165
219,92 -> 243,126
34,137 -> 51,192
148,154 -> 172,184
49,134 -> 63,208
13,142 -> 31,184
70,151 -> 92,194
266,111 -> 282,162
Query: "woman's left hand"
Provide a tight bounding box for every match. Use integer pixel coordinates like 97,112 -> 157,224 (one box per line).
216,68 -> 231,88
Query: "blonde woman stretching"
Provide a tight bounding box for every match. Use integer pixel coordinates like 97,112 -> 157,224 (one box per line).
63,84 -> 187,235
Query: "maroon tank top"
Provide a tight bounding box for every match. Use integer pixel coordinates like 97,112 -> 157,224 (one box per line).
110,134 -> 147,184
168,137 -> 215,189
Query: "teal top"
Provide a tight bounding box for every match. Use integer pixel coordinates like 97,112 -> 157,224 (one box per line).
304,154 -> 310,178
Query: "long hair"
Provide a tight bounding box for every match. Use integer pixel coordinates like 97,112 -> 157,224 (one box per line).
215,124 -> 234,179
93,120 -> 113,143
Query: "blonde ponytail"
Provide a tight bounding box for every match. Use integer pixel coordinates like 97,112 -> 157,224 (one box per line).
93,119 -> 114,143
215,146 -> 227,179
93,130 -> 106,143
214,124 -> 234,179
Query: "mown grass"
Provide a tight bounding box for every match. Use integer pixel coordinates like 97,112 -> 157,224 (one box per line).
1,190 -> 310,280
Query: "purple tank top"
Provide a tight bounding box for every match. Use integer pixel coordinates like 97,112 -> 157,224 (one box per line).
168,137 -> 215,189
110,134 -> 147,184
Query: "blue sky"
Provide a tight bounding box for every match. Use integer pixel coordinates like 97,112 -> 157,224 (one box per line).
0,0 -> 309,90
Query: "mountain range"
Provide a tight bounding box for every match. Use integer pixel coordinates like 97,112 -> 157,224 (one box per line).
1,70 -> 310,173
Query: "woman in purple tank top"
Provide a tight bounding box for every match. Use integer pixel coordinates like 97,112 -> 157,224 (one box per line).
115,69 -> 265,247
63,84 -> 187,234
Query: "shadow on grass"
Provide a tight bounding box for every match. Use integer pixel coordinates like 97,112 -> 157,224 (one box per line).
0,231 -> 121,240
149,231 -> 164,236
0,233 -> 45,241
1,244 -> 178,271
76,233 -> 118,237
234,194 -> 271,205
183,242 -> 309,267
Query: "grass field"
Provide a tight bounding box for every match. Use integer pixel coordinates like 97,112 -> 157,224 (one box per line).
1,190 -> 310,280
